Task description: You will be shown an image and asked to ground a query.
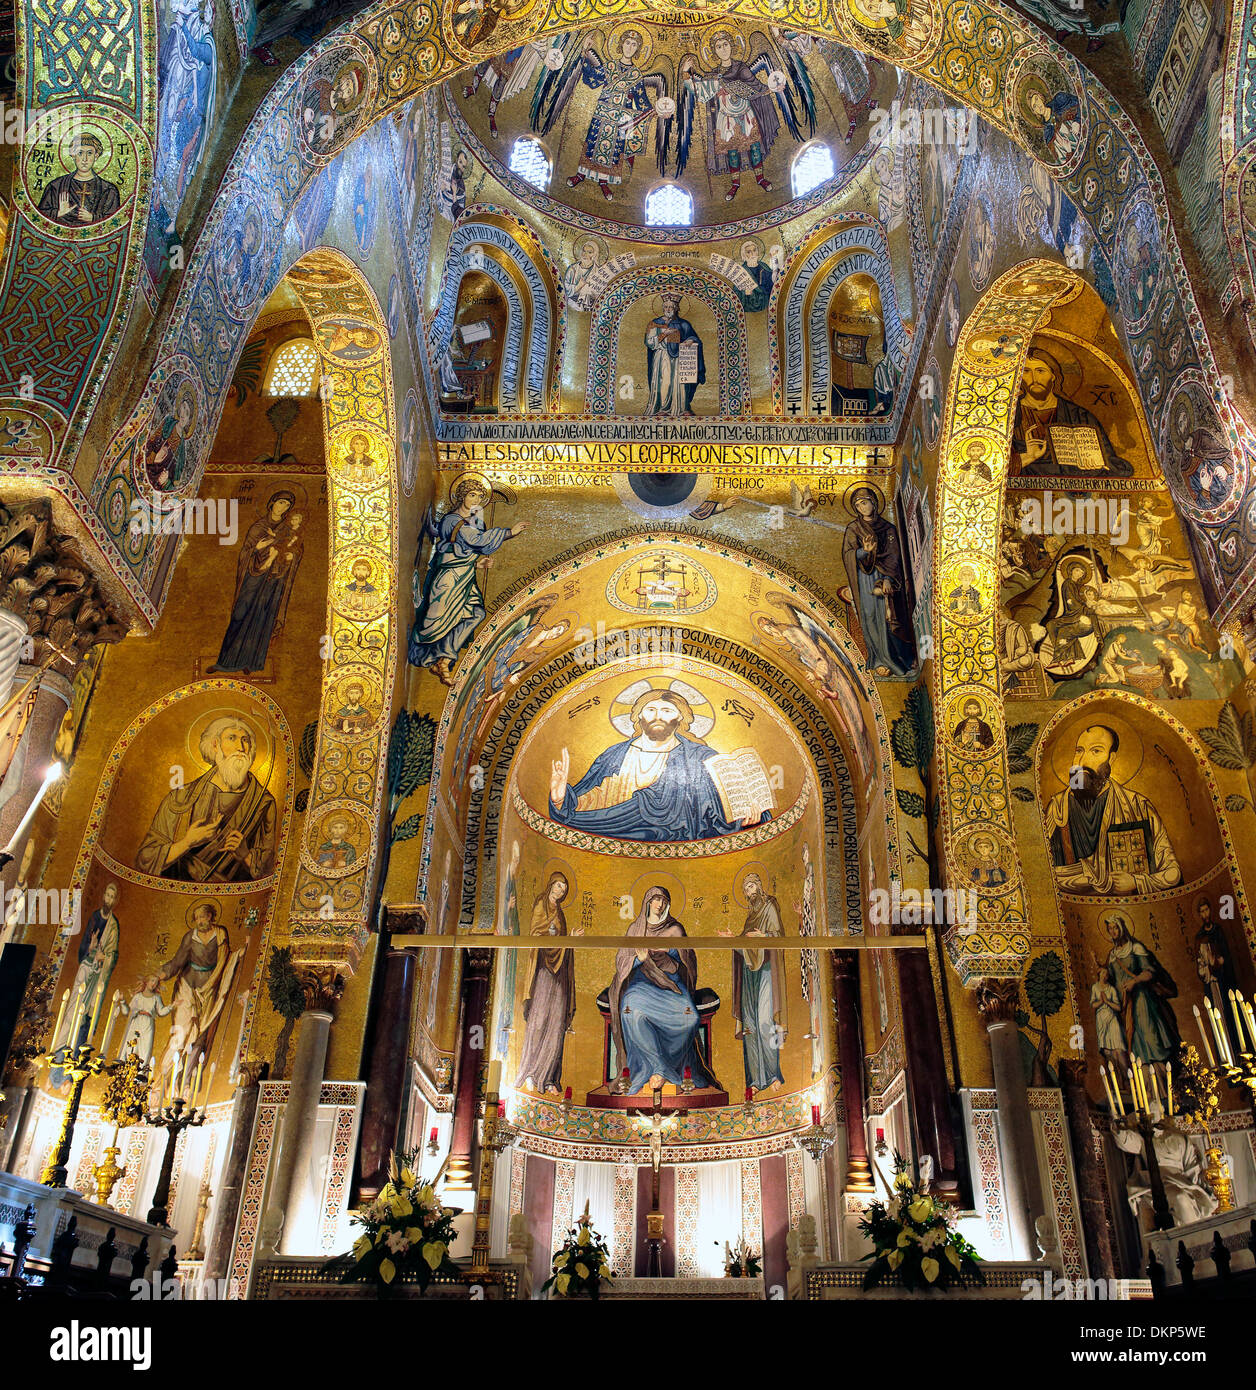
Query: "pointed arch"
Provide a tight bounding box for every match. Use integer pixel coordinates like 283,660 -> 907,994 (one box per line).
932,258 -> 1081,983
280,249 -> 399,955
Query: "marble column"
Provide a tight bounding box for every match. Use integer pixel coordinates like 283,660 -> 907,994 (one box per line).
893,928 -> 960,1192
830,951 -> 874,1192
977,977 -> 1046,1258
445,948 -> 491,1200
357,943 -> 419,1199
259,967 -> 344,1257
204,1060 -> 266,1283
1059,1058 -> 1116,1279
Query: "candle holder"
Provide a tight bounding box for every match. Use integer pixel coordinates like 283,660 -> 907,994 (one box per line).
91,1145 -> 127,1208
90,1043 -> 152,1208
793,1121 -> 837,1163
481,1104 -> 519,1155
36,1043 -> 112,1187
141,1096 -> 206,1227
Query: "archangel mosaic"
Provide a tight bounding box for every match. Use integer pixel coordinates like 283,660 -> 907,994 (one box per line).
4,0 -> 1256,1330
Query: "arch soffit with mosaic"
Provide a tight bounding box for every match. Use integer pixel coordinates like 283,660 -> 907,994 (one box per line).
280,248 -> 399,968
427,209 -> 561,412
933,258 -> 1085,987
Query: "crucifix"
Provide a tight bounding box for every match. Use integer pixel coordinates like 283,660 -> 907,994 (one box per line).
628,1080 -> 687,1277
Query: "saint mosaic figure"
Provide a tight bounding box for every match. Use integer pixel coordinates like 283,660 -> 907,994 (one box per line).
209,490 -> 304,675
516,872 -> 580,1094
644,293 -> 705,418
37,134 -> 122,226
1012,348 -> 1135,478
1043,724 -> 1180,895
840,486 -> 916,677
609,886 -> 714,1094
155,901 -> 246,1085
136,714 -> 278,882
409,476 -> 526,684
720,873 -> 786,1093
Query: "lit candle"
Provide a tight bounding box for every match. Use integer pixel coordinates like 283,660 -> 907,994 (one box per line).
1193,1005 -> 1216,1066
497,1100 -> 506,1119
744,1086 -> 753,1104
876,1127 -> 885,1144
192,1055 -> 205,1108
1127,1067 -> 1140,1114
1210,1001 -> 1234,1065
1112,1069 -> 1125,1117
1148,1064 -> 1162,1113
811,1103 -> 820,1126
429,1126 -> 439,1144
683,1066 -> 691,1082
563,1086 -> 572,1102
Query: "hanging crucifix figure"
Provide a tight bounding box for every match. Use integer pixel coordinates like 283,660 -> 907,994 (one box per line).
628,1081 -> 686,1276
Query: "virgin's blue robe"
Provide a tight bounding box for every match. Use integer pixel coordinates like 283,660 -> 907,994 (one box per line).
549,734 -> 763,841
617,949 -> 712,1092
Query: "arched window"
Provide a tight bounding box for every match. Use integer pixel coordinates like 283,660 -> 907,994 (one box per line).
645,183 -> 693,227
509,137 -> 551,191
265,338 -> 320,397
791,143 -> 835,198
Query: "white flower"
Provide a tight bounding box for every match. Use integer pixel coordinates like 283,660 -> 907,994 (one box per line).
385,1231 -> 410,1254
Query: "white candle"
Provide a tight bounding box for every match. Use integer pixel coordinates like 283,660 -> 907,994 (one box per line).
191,1055 -> 205,1109
99,991 -> 119,1059
51,987 -> 68,1048
1193,1005 -> 1216,1066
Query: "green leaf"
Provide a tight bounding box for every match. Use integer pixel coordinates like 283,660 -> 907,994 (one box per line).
1024,950 -> 1067,1019
1011,784 -> 1035,802
896,789 -> 926,819
392,813 -> 423,844
294,787 -> 309,813
1202,703 -> 1255,770
1225,793 -> 1251,813
298,721 -> 319,779
1005,722 -> 1040,774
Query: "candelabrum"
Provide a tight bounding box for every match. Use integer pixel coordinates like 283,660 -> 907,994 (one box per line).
1099,1056 -> 1174,1232
91,1044 -> 153,1208
1194,990 -> 1256,1106
142,1095 -> 206,1227
793,1102 -> 837,1163
37,1043 -> 114,1188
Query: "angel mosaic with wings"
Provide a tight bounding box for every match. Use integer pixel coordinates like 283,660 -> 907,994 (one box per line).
529,27 -> 671,201
675,29 -> 817,201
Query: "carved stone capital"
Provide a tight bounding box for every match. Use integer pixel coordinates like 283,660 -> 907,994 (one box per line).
295,965 -> 346,1014
0,500 -> 128,677
465,946 -> 493,976
975,976 -> 1020,1026
235,1056 -> 269,1090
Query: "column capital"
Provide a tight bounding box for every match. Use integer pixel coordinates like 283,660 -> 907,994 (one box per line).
976,976 -> 1020,1027
295,964 -> 346,1014
0,498 -> 128,678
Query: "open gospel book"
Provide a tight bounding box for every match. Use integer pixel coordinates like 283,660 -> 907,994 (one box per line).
704,748 -> 776,825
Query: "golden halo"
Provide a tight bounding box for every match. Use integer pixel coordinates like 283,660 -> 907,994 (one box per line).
59,123 -> 113,172
608,675 -> 715,739
447,471 -> 494,505
627,869 -> 687,922
184,898 -> 224,930
700,26 -> 746,66
843,481 -> 886,517
731,860 -> 774,911
184,703 -> 275,787
538,857 -> 577,907
1047,707 -> 1144,790
612,22 -> 652,67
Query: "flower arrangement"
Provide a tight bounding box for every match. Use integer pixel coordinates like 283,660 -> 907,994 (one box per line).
859,1152 -> 984,1292
543,1202 -> 613,1299
721,1236 -> 762,1278
335,1150 -> 458,1294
